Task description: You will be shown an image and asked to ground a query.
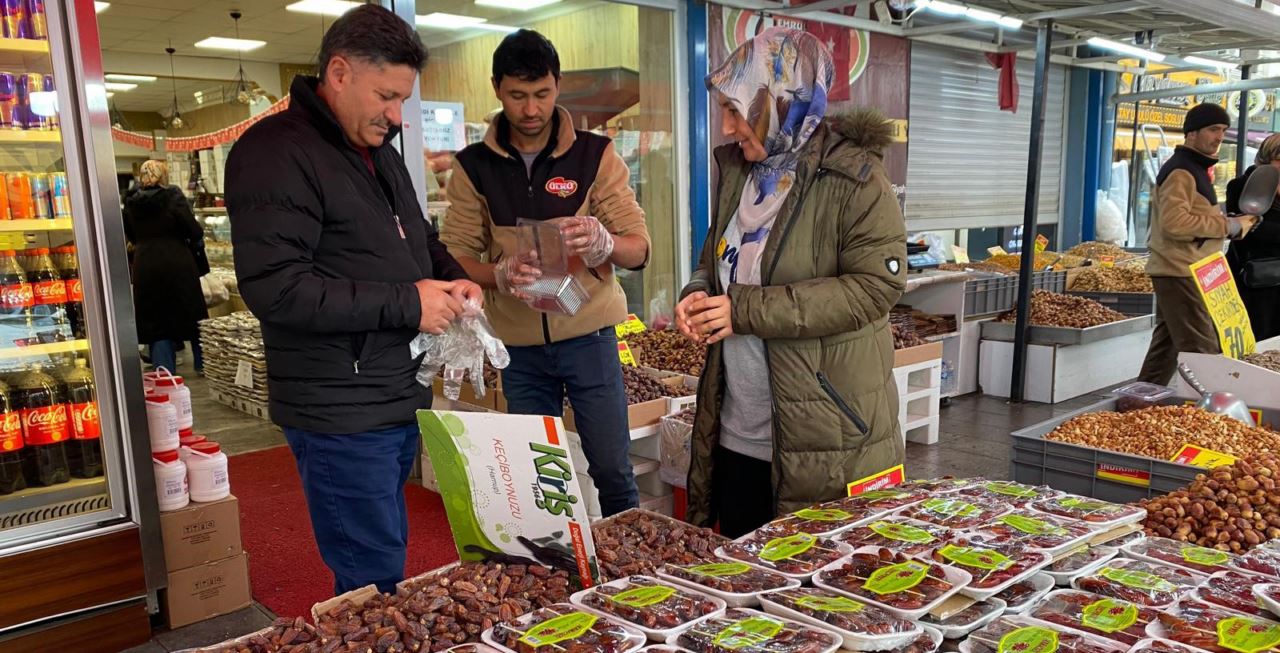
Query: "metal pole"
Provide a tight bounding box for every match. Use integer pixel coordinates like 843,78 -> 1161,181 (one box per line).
1126,94 -> 1142,240
1011,20 -> 1053,402
1237,65 -> 1252,179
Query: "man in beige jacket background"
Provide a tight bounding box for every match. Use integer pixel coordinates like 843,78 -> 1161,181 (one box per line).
1138,103 -> 1259,384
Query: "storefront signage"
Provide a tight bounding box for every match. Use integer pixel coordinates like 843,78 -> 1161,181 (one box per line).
1171,443 -> 1238,469
846,464 -> 904,496
1190,252 -> 1256,359
422,101 -> 466,152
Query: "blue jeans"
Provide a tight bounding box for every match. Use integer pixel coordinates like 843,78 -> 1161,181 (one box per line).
150,338 -> 203,374
503,327 -> 638,515
282,423 -> 419,595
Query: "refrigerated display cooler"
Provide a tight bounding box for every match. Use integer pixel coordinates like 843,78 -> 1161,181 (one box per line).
0,1 -> 159,649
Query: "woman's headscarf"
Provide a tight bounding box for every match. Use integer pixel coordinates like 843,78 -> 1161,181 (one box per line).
139,160 -> 169,188
706,27 -> 833,282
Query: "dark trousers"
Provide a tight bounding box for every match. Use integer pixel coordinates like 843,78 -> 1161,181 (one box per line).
712,446 -> 775,539
150,338 -> 203,374
1139,276 -> 1222,385
283,423 -> 419,595
502,328 -> 638,516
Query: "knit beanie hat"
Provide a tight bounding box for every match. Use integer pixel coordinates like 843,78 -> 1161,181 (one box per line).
1184,103 -> 1231,133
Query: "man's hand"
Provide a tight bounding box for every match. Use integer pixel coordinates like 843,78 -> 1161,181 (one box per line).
415,279 -> 464,335
449,279 -> 484,309
675,291 -> 707,343
1230,215 -> 1261,239
559,216 -> 615,268
495,251 -> 541,303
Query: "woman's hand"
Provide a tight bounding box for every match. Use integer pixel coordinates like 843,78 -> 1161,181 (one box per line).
675,291 -> 706,343
688,294 -> 735,345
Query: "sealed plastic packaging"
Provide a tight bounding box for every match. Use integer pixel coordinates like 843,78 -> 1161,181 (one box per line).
968,510 -> 1095,555
896,477 -> 979,494
412,298 -> 510,400
636,647 -> 695,653
443,645 -> 505,653
570,576 -> 725,641
1071,559 -> 1204,608
767,489 -> 926,536
1123,639 -> 1202,653
956,480 -> 1061,508
1030,494 -> 1145,527
896,496 -> 1010,530
1045,545 -> 1120,585
757,587 -> 922,651
812,547 -> 971,620
925,539 -> 1051,600
918,598 -> 1006,639
958,618 -> 1127,653
993,573 -> 1055,614
827,487 -> 931,514
668,608 -> 841,653
716,530 -> 853,581
1151,600 -> 1280,653
1253,583 -> 1280,620
1026,589 -> 1159,647
658,562 -> 799,608
885,626 -> 941,653
483,603 -> 647,653
1192,570 -> 1277,619
837,518 -> 953,557
1235,544 -> 1280,579
1122,537 -> 1241,576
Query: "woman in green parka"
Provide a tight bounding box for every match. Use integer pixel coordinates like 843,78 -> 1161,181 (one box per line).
675,27 -> 907,537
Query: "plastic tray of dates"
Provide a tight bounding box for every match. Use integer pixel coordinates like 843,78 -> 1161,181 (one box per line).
1191,570 -> 1275,619
1071,559 -> 1204,609
956,480 -> 1060,507
881,626 -> 941,653
668,607 -> 841,653
828,487 -> 931,513
767,488 -> 928,537
1122,639 -> 1202,653
918,598 -> 1005,640
837,518 -> 953,558
1122,537 -> 1241,576
1045,545 -> 1120,586
757,586 -> 922,651
1029,494 -> 1145,528
1150,600 -> 1280,653
570,576 -> 726,641
811,547 -> 971,620
1026,589 -> 1158,647
716,529 -> 854,582
896,496 -> 1010,530
925,539 -> 1050,600
635,647 -> 694,653
482,603 -> 647,653
658,561 -> 800,608
968,510 -> 1095,556
1234,544 -> 1280,579
1253,583 -> 1280,621
958,617 -> 1127,653
443,645 -> 506,653
896,477 -> 979,494
992,572 -> 1054,614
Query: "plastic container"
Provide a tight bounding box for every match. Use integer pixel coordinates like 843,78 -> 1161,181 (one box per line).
186,441 -> 229,502
715,530 -> 854,583
825,486 -> 930,515
569,576 -> 726,642
1192,570 -> 1276,619
757,587 -> 923,652
896,496 -> 1010,530
1044,545 -> 1120,586
837,517 -> 953,558
1145,600 -> 1280,652
483,603 -> 646,653
666,607 -> 841,653
153,449 -> 189,511
993,572 -> 1055,614
895,477 -> 979,494
151,370 -> 193,431
1122,639 -> 1201,653
811,547 -> 973,621
1233,545 -> 1280,579
1030,494 -> 1146,529
924,540 -> 1051,601
959,617 -> 1128,653
1122,537 -> 1241,576
635,647 -> 694,653
895,626 -> 941,653
1025,589 -> 1159,648
956,480 -> 1061,508
658,562 -> 800,608
918,598 -> 1005,640
441,645 -> 505,653
967,510 -> 1095,557
145,393 -> 179,453
1071,559 -> 1204,609
1111,381 -> 1173,404
178,431 -> 206,461
1252,583 -> 1280,621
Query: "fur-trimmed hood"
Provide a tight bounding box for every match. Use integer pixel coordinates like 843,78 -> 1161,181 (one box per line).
825,107 -> 895,154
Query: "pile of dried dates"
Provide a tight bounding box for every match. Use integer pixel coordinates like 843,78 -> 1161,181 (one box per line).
592,510 -> 724,578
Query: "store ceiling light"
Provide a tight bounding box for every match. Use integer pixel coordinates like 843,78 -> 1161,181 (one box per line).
472,24 -> 519,33
285,0 -> 359,16
475,0 -> 561,9
918,0 -> 1021,29
919,0 -> 967,16
1184,55 -> 1239,69
104,82 -> 137,92
95,2 -> 109,12
105,73 -> 157,82
416,12 -> 488,30
1088,37 -> 1166,61
194,37 -> 267,52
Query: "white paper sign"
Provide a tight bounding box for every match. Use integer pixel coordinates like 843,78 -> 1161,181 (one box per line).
421,101 -> 465,152
235,360 -> 254,389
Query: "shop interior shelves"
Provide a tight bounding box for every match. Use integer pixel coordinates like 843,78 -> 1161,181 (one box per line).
0,339 -> 89,360
0,218 -> 72,232
0,129 -> 61,144
0,476 -> 107,527
0,37 -> 49,54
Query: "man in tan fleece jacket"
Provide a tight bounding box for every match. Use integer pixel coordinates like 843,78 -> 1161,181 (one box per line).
1138,103 -> 1259,384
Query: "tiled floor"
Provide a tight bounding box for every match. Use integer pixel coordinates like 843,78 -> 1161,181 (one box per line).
123,359 -> 1115,651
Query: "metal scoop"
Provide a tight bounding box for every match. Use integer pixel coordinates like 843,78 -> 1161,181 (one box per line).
1238,164 -> 1278,216
1177,362 -> 1257,426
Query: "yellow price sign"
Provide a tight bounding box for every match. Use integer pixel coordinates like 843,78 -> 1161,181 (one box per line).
952,245 -> 970,264
1171,444 -> 1238,469
987,246 -> 1008,257
614,314 -> 646,339
1100,255 -> 1115,268
1190,252 -> 1256,359
0,233 -> 26,250
617,341 -> 637,367
1034,234 -> 1049,254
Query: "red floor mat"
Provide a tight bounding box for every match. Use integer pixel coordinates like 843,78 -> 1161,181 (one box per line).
228,446 -> 458,620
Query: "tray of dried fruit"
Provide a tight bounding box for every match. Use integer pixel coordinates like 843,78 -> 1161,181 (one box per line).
811,547 -> 972,621
756,586 -> 923,651
483,603 -> 647,653
658,561 -> 800,608
570,575 -> 726,642
666,607 -> 842,653
716,528 -> 854,583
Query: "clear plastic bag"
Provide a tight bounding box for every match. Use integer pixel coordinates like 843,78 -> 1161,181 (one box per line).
411,298 -> 510,401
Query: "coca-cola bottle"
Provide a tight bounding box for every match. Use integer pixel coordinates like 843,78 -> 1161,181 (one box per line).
64,358 -> 101,478
0,380 -> 24,495
27,247 -> 69,342
55,246 -> 84,339
0,250 -> 36,347
15,364 -> 70,486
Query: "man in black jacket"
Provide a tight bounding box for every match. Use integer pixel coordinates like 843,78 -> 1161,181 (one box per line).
225,5 -> 480,594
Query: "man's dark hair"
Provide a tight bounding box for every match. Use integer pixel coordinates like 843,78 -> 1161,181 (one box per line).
492,29 -> 560,84
318,5 -> 427,83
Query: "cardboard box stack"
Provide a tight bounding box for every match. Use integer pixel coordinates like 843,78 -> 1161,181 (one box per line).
159,494 -> 251,628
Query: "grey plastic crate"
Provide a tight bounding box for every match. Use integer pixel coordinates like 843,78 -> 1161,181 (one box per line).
964,276 -> 1017,317
1067,291 -> 1155,316
1031,269 -> 1067,292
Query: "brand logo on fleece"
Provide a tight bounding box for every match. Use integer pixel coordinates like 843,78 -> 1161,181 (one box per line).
545,177 -> 579,198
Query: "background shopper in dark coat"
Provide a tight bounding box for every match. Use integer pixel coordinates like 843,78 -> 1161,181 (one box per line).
123,159 -> 208,374
1226,134 -> 1280,341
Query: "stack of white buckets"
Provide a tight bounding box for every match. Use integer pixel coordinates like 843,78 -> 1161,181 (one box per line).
145,368 -> 230,511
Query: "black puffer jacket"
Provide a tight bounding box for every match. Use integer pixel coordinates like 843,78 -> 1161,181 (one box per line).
226,76 -> 468,434
1226,165 -> 1280,340
123,185 -> 207,343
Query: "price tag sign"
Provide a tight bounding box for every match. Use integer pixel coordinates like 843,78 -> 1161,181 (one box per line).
1100,255 -> 1115,268
1171,443 -> 1238,469
987,246 -> 1008,257
0,233 -> 25,250
614,314 -> 647,339
1034,234 -> 1049,254
235,360 -> 254,389
952,245 -> 970,264
846,464 -> 905,496
1190,252 -> 1256,359
617,341 -> 638,367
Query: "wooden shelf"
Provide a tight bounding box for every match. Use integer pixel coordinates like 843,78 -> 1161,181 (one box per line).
0,129 -> 61,144
0,218 -> 71,232
0,339 -> 88,360
0,38 -> 49,55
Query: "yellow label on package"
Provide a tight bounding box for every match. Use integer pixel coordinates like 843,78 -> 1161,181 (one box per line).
1191,252 -> 1256,359
1172,443 -> 1238,469
1034,234 -> 1050,254
614,314 -> 647,338
1100,255 -> 1116,268
519,612 -> 598,647
617,341 -> 638,367
1217,616 -> 1280,653
988,246 -> 1008,257
952,245 -> 970,264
